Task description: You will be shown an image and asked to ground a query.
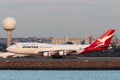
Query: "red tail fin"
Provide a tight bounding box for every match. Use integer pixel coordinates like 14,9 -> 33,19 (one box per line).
81,29 -> 115,54
89,29 -> 115,48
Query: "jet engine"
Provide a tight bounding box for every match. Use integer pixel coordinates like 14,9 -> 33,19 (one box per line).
43,52 -> 51,57
58,50 -> 66,56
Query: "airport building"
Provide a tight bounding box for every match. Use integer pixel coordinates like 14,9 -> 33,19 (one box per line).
49,36 -> 80,44
84,36 -> 94,44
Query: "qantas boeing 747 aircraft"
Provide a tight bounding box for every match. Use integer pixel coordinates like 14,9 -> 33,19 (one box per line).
0,29 -> 115,58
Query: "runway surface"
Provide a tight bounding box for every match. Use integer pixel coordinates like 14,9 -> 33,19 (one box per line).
0,57 -> 120,62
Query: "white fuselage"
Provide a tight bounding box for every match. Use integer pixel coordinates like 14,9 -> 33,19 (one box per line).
7,43 -> 89,55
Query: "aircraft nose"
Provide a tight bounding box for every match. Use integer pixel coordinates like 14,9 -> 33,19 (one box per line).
6,46 -> 12,52
6,45 -> 17,52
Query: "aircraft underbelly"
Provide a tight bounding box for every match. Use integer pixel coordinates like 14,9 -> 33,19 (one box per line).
17,48 -> 36,54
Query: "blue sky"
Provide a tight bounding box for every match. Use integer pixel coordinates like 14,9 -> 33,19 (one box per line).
0,0 -> 120,38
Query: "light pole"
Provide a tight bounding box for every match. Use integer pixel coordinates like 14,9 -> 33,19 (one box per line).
3,17 -> 16,47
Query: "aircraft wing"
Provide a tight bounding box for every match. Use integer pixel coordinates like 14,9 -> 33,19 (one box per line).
0,52 -> 30,58
36,49 -> 78,57
0,52 -> 16,58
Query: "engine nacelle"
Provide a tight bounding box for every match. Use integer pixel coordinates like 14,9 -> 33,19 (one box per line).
58,51 -> 66,56
43,52 -> 51,57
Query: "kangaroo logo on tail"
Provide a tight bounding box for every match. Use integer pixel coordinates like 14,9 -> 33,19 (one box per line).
81,29 -> 115,54
95,31 -> 115,48
91,29 -> 115,48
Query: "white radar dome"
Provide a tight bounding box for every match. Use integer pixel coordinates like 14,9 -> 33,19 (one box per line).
3,17 -> 16,30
